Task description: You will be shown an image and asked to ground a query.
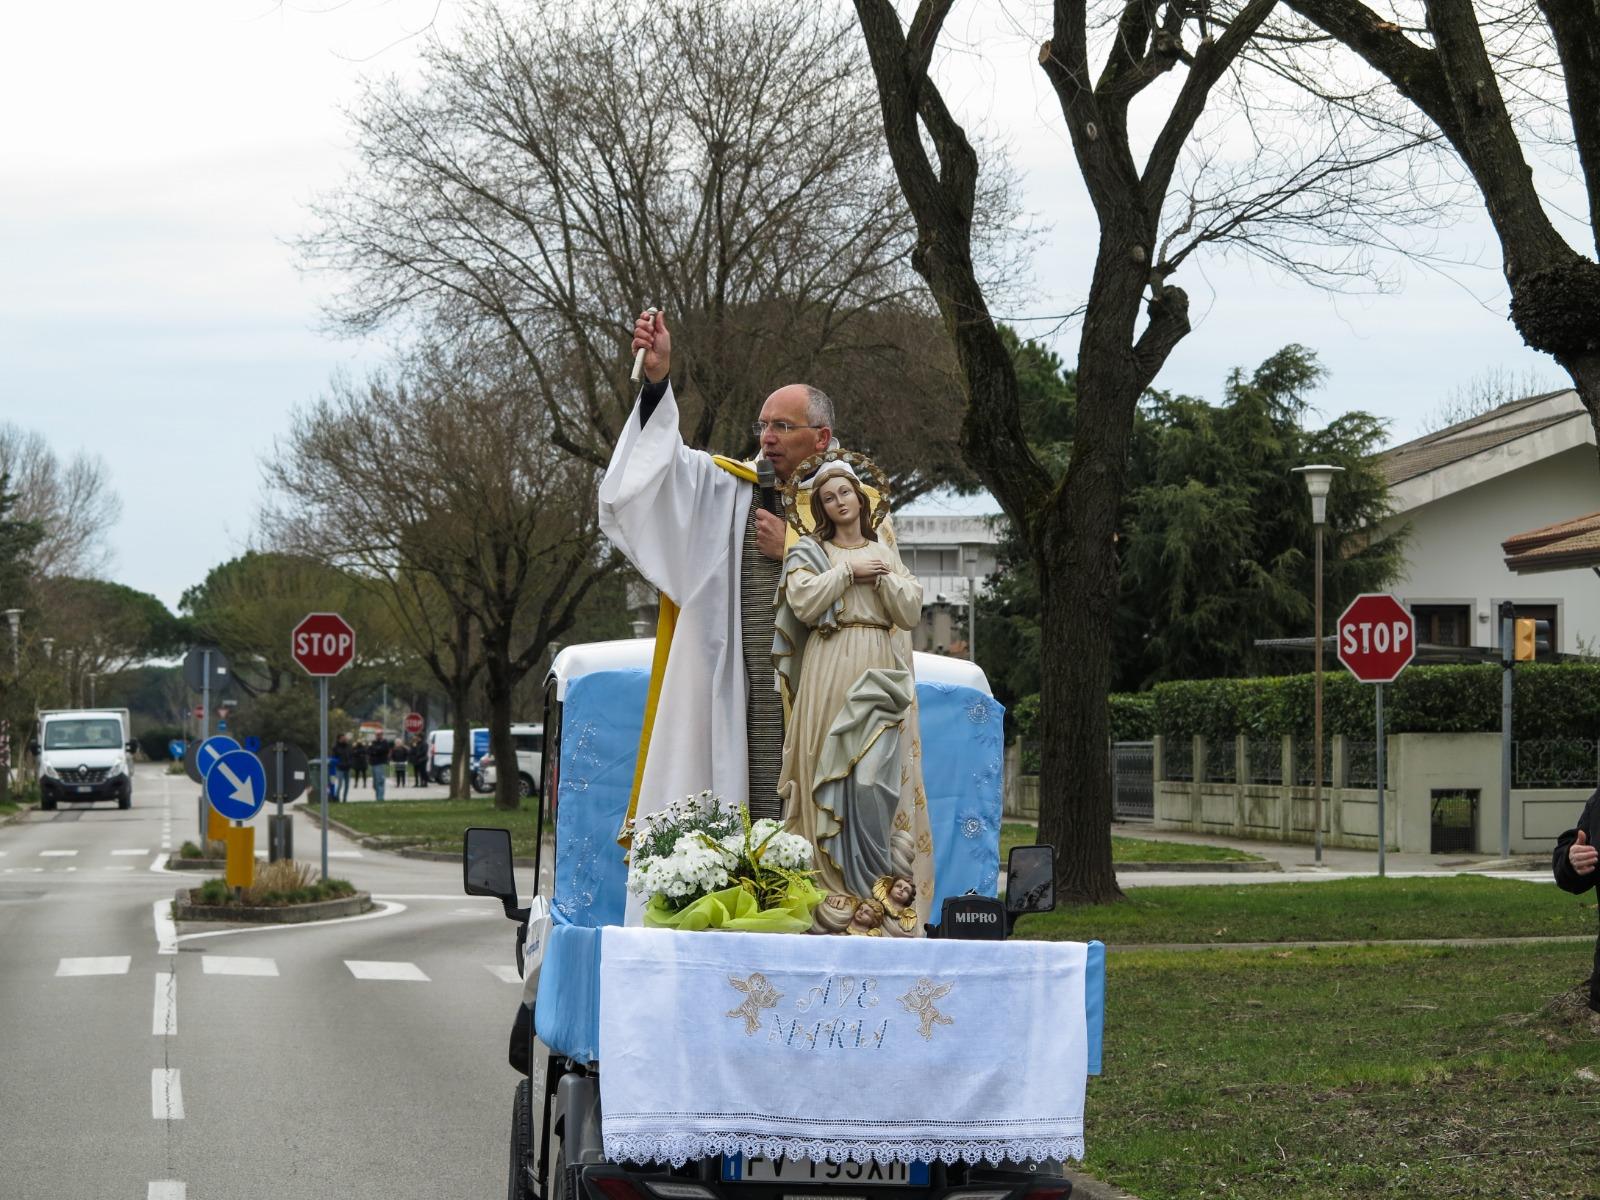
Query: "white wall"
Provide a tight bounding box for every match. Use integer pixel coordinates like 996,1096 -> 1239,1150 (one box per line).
1384,445 -> 1600,653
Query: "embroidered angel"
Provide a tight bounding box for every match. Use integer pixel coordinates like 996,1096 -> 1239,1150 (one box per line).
726,972 -> 783,1036
898,977 -> 954,1041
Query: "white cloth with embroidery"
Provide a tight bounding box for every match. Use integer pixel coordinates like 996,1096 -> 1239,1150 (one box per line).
597,927 -> 1088,1166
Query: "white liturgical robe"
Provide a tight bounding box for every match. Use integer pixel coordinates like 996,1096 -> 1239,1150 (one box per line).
598,383 -> 756,922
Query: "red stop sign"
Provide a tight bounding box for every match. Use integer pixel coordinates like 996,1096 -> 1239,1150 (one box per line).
403,712 -> 424,735
1337,594 -> 1415,683
291,612 -> 357,677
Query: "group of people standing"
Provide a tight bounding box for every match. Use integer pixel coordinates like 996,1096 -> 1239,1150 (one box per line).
330,732 -> 428,802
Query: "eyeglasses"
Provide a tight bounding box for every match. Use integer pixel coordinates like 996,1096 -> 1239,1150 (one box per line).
751,420 -> 819,437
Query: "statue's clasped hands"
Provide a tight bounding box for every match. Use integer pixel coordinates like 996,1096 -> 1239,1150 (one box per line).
849,558 -> 890,584
1570,829 -> 1597,875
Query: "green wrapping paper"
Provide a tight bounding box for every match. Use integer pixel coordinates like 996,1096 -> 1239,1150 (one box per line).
643,878 -> 823,933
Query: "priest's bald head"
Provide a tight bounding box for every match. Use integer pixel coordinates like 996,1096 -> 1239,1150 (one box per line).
756,385 -> 834,483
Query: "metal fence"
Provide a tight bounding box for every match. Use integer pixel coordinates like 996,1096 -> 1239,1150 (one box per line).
1112,741 -> 1154,821
1246,738 -> 1283,785
1513,738 -> 1600,788
1202,739 -> 1237,784
1292,739 -> 1333,788
1343,740 -> 1384,789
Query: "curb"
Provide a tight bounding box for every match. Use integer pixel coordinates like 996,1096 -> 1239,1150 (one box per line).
166,858 -> 225,872
172,886 -> 374,924
1117,859 -> 1279,873
1063,1167 -> 1141,1200
0,802 -> 39,828
297,806 -> 538,868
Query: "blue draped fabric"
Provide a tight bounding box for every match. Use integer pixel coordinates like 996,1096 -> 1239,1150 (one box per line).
549,669 -> 1007,930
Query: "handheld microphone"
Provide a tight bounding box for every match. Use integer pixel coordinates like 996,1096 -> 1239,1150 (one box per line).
756,458 -> 782,516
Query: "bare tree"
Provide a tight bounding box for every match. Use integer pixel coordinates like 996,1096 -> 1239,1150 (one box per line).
264,332 -> 619,810
1278,0 -> 1600,457
850,1 -> 1438,902
301,0 -> 1010,499
0,423 -> 121,578
1421,363 -> 1566,433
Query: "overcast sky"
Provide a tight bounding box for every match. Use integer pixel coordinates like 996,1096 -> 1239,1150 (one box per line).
0,0 -> 1573,612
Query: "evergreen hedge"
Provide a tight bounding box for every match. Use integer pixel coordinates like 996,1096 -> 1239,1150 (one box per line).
1144,663 -> 1600,741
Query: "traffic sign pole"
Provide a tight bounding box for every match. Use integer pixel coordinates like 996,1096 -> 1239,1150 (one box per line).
199,648 -> 211,846
1375,682 -> 1386,879
320,676 -> 329,883
1501,602 -> 1514,861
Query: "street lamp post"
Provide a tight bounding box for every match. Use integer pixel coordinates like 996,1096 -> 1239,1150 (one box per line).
963,547 -> 979,663
1293,465 -> 1344,866
3,609 -> 20,674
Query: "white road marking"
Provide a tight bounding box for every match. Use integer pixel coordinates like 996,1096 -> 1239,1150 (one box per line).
153,974 -> 177,1036
171,900 -> 406,947
40,850 -> 78,857
2,867 -> 44,874
345,960 -> 430,982
150,853 -> 170,874
203,956 -> 278,977
154,899 -> 178,955
328,850 -> 363,858
486,964 -> 522,984
56,956 -> 131,977
113,848 -> 149,856
151,1068 -> 184,1120
148,1183 -> 186,1200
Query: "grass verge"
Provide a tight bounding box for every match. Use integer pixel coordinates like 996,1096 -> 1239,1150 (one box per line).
1015,876 -> 1594,944
999,823 -> 1264,867
1085,941 -> 1600,1199
317,798 -> 542,859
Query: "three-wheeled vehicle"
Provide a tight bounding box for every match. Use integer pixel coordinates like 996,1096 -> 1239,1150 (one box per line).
464,639 -> 1102,1200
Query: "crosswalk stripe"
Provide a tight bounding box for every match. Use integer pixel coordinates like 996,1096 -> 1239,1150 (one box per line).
57,956 -> 131,977
202,956 -> 279,977
154,974 -> 177,1036
148,1183 -> 186,1200
112,848 -> 149,856
486,964 -> 522,984
151,1069 -> 184,1120
345,960 -> 430,982
40,850 -> 78,857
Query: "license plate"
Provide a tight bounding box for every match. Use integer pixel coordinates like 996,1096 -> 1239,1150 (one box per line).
77,786 -> 92,793
721,1155 -> 928,1187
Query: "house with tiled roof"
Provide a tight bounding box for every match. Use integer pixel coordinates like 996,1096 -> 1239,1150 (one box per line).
1379,388 -> 1600,654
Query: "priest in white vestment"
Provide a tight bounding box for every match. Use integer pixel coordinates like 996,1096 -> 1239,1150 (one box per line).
598,310 -> 834,922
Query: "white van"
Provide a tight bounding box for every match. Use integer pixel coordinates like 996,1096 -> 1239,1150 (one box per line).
427,726 -> 489,785
476,724 -> 544,798
31,708 -> 136,810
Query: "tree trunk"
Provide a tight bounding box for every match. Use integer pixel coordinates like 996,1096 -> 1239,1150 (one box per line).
484,648 -> 521,813
449,687 -> 472,801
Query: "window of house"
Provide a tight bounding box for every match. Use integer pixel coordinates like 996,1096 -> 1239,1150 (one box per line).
1411,604 -> 1470,647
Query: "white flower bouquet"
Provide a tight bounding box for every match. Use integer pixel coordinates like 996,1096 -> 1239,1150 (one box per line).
625,791 -> 821,932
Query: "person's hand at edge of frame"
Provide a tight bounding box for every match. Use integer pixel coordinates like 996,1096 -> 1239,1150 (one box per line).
633,309 -> 671,384
1569,829 -> 1597,875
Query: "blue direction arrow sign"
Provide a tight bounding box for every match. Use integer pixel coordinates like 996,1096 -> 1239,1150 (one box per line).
190,735 -> 241,785
205,748 -> 267,822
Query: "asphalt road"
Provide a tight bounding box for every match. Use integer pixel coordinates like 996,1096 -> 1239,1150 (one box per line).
0,764 -> 541,1200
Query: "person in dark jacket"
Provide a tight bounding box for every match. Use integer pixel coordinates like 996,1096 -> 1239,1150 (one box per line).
390,738 -> 409,787
353,740 -> 370,789
1553,788 -> 1600,1011
409,735 -> 428,786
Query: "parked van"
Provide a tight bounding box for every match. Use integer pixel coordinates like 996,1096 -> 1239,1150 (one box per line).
475,724 -> 543,798
427,726 -> 490,785
30,708 -> 136,810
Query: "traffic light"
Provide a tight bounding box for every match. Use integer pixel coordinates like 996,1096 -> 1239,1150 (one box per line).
1513,618 -> 1553,661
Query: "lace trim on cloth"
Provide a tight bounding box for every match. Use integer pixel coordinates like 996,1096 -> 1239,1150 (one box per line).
602,1131 -> 1085,1169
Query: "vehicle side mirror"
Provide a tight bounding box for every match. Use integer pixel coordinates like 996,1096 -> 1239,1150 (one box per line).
464,826 -> 519,915
1005,844 -> 1055,916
